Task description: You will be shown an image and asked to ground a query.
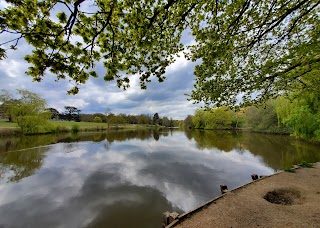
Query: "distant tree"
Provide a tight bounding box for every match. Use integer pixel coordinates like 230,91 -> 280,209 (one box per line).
106,112 -> 115,127
169,118 -> 174,127
244,100 -> 283,132
93,113 -> 106,122
79,113 -> 94,122
137,114 -> 149,125
0,98 -> 19,122
109,115 -> 126,128
126,114 -> 138,124
47,108 -> 60,120
93,116 -> 102,123
153,113 -> 160,125
162,117 -> 170,127
184,115 -> 193,129
64,106 -> 81,121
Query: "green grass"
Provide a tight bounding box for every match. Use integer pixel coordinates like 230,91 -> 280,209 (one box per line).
0,120 -> 163,136
51,121 -> 109,128
0,120 -> 18,127
299,161 -> 313,168
51,121 -> 152,130
0,120 -> 155,129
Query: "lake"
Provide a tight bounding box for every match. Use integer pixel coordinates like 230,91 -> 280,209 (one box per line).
0,129 -> 319,228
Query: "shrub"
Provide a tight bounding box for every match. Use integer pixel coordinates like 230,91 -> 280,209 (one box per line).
93,116 -> 102,123
55,125 -> 69,133
17,116 -> 52,134
71,124 -> 80,133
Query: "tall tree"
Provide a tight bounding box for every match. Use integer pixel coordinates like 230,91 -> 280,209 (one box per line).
1,1 -> 319,106
46,108 -> 60,120
0,89 -> 19,122
153,113 -> 159,125
64,106 -> 81,121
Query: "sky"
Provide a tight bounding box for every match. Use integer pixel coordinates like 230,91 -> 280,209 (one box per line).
0,2 -> 202,120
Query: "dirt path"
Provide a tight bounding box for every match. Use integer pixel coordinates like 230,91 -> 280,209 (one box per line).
174,163 -> 320,228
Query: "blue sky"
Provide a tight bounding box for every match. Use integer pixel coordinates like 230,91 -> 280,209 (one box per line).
0,4 -> 203,120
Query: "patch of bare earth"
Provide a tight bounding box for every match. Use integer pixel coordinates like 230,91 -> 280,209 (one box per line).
174,163 -> 320,228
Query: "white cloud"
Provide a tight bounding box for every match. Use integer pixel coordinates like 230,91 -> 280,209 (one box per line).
0,59 -> 28,79
0,30 -> 201,119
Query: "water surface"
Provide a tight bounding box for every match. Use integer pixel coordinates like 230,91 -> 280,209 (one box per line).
0,130 -> 319,228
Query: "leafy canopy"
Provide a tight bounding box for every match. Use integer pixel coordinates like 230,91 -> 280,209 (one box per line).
1,0 -> 319,107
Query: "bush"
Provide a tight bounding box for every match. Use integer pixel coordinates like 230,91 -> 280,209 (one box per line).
93,116 -> 102,123
71,124 -> 80,133
17,116 -> 52,134
284,105 -> 319,140
55,125 -> 69,133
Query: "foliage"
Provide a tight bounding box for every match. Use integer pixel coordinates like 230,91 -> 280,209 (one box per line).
275,92 -> 320,141
137,114 -> 152,125
183,115 -> 193,129
64,106 -> 81,121
1,89 -> 47,122
189,0 -> 320,107
283,105 -> 320,140
71,124 -> 80,133
243,100 -> 290,133
17,114 -> 53,134
192,107 -> 244,130
299,161 -> 314,168
0,89 -> 53,134
47,107 -> 60,120
1,1 -> 318,107
93,116 -> 102,123
55,125 -> 69,133
0,89 -> 17,121
153,113 -> 160,125
109,115 -> 125,125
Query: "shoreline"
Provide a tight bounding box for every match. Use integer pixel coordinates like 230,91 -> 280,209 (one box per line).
0,124 -> 176,137
167,162 -> 320,228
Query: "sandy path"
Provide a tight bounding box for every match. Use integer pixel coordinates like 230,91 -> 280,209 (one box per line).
174,163 -> 320,228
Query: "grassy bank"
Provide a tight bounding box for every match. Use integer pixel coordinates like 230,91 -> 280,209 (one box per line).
0,120 -> 168,136
0,121 -> 18,128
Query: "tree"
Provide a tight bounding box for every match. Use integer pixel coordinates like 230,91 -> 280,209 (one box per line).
93,116 -> 102,123
137,114 -> 150,125
189,1 -> 320,108
162,116 -> 170,127
0,89 -> 52,134
1,1 -> 319,106
109,115 -> 126,128
47,108 -> 60,120
0,89 -> 19,122
0,89 -> 47,121
275,92 -> 320,140
183,115 -> 193,129
64,106 -> 81,121
93,113 -> 106,122
153,113 -> 159,125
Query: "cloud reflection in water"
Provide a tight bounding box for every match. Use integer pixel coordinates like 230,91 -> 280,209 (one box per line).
0,131 -> 286,228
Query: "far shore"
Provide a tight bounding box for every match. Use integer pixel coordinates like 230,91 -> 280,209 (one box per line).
0,120 -> 177,137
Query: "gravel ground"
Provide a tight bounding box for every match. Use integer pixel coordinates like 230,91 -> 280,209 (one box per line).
174,163 -> 320,228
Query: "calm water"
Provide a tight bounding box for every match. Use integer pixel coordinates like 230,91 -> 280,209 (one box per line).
0,129 -> 319,228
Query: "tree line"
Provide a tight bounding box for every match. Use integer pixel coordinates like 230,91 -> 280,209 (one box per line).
184,91 -> 320,142
78,112 -> 178,127
0,89 -> 180,134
